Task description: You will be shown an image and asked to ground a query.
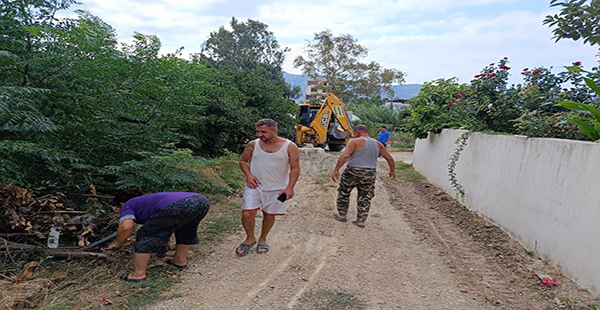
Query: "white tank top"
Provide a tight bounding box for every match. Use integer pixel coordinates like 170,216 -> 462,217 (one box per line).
250,139 -> 291,191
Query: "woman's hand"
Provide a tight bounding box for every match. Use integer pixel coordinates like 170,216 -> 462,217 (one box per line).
105,241 -> 122,252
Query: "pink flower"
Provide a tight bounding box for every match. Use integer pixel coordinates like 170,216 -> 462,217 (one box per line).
503,57 -> 508,59
490,73 -> 497,77
499,65 -> 511,70
458,102 -> 464,106
488,70 -> 494,73
490,63 -> 495,66
523,68 -> 528,71
572,61 -> 582,66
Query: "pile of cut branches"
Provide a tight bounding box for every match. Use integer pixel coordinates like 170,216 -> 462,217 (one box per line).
1,184 -> 118,257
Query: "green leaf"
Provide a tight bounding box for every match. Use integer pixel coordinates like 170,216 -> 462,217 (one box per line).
559,101 -> 590,112
560,101 -> 600,118
565,66 -> 585,72
570,119 -> 600,141
583,77 -> 600,96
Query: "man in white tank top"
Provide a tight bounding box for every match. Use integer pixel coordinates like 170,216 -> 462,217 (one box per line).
236,118 -> 300,256
332,125 -> 396,228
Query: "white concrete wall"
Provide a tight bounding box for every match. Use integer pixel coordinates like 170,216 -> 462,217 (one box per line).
413,129 -> 600,296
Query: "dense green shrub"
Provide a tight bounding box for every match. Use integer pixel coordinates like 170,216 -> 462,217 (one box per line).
0,1 -> 296,194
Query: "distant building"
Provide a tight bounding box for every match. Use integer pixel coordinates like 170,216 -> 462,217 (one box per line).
384,98 -> 410,110
305,78 -> 329,101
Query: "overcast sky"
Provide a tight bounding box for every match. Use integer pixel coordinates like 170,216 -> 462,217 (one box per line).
58,0 -> 599,85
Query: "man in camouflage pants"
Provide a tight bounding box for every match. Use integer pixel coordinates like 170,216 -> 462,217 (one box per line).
332,125 -> 396,228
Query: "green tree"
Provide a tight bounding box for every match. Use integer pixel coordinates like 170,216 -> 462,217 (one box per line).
197,17 -> 299,137
199,17 -> 300,100
201,17 -> 288,73
293,30 -> 405,102
544,0 -> 600,45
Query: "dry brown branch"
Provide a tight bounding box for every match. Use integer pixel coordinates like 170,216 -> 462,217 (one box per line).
67,193 -> 113,199
0,237 -> 108,258
0,237 -> 36,250
37,210 -> 88,214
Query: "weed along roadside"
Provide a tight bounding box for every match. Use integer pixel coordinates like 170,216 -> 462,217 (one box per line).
0,155 -> 246,309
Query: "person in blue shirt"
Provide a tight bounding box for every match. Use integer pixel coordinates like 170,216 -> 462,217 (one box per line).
378,126 -> 391,147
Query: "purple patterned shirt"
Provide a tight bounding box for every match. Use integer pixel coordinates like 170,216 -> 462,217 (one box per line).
119,192 -> 199,224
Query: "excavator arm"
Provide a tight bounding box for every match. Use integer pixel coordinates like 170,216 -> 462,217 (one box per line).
294,93 -> 354,151
323,93 -> 353,134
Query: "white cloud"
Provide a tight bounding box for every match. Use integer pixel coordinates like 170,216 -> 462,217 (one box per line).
282,43 -> 306,74
54,0 -> 598,87
360,11 -> 598,84
392,0 -> 516,12
163,0 -> 226,7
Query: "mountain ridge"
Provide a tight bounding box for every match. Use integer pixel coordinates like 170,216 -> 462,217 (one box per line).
283,72 -> 422,102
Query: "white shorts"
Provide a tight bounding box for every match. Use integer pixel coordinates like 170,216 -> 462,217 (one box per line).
241,187 -> 287,216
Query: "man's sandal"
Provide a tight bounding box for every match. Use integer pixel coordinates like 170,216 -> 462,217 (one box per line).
256,244 -> 269,254
351,221 -> 366,228
333,213 -> 348,222
235,241 -> 257,257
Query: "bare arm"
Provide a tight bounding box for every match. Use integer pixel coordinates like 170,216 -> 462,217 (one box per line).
378,141 -> 396,180
107,219 -> 134,251
239,140 -> 260,188
332,140 -> 357,181
279,143 -> 300,200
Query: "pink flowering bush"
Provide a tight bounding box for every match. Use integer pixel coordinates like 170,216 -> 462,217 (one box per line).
405,78 -> 472,139
406,56 -> 599,140
466,58 -> 521,133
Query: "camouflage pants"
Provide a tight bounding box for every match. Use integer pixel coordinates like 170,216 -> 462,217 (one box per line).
336,166 -> 376,223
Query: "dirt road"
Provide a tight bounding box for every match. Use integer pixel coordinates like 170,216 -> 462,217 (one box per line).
150,149 -> 598,309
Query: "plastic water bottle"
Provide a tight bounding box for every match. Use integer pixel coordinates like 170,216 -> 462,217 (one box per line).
47,226 -> 60,248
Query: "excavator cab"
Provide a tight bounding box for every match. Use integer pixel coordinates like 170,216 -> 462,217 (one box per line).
298,104 -> 320,127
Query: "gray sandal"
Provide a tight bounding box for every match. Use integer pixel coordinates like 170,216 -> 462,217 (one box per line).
333,213 -> 347,222
256,244 -> 269,254
351,221 -> 366,228
236,241 -> 257,256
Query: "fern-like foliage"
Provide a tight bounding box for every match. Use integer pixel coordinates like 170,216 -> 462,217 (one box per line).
0,86 -> 57,135
0,140 -> 78,186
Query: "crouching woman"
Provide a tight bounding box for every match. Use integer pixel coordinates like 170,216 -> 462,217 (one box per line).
108,189 -> 210,282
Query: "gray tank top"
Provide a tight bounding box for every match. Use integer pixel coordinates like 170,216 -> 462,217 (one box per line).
347,137 -> 378,169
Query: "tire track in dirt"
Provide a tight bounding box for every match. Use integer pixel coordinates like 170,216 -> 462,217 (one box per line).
384,151 -> 599,309
149,149 -> 511,309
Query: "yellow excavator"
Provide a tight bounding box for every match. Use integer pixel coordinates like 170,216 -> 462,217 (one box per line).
293,93 -> 354,151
